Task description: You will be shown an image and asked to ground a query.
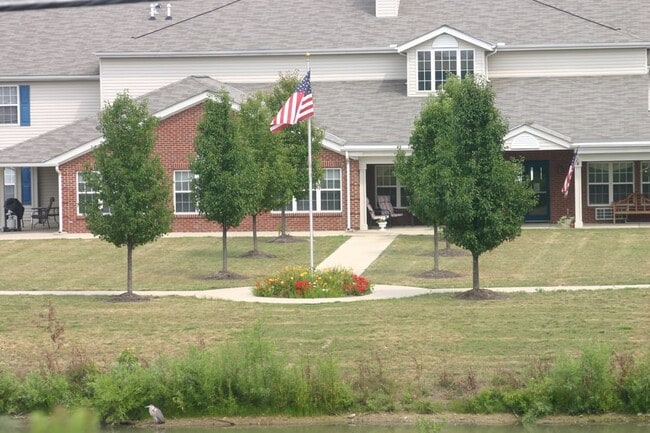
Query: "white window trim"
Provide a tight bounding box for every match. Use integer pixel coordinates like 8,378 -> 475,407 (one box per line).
375,165 -> 408,208
76,171 -> 109,215
173,170 -> 198,214
416,48 -> 475,93
587,162 -> 635,206
0,85 -> 19,126
276,168 -> 343,213
642,162 -> 650,195
4,167 -> 16,199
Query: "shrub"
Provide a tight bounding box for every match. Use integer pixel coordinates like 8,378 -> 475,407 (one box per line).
254,266 -> 373,298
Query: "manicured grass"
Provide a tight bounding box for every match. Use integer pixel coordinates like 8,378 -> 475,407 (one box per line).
0,236 -> 348,291
364,229 -> 650,288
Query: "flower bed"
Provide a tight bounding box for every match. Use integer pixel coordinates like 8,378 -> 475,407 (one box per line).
254,266 -> 373,298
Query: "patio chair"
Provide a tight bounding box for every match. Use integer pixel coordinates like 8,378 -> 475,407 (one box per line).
367,198 -> 389,227
377,195 -> 403,222
31,197 -> 57,229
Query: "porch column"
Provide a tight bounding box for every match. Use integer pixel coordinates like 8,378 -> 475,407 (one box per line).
359,162 -> 368,230
574,159 -> 583,228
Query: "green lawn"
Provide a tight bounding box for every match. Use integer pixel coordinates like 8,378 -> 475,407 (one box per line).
0,229 -> 648,393
364,228 -> 650,288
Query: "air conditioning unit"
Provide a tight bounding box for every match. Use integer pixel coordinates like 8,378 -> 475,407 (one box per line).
595,207 -> 613,220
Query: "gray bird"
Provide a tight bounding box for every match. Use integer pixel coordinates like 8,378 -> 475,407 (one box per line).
145,404 -> 165,424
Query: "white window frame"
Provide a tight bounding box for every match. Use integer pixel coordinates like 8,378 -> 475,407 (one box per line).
0,86 -> 19,125
77,171 -> 109,215
173,170 -> 197,214
642,162 -> 650,196
587,162 -> 634,206
4,167 -> 16,199
280,168 -> 342,213
417,48 -> 474,92
375,165 -> 408,208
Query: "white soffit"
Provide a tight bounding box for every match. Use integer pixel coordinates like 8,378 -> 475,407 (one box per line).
397,25 -> 494,53
504,123 -> 572,151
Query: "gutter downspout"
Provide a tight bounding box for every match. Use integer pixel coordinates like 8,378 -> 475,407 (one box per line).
55,164 -> 63,233
346,151 -> 352,231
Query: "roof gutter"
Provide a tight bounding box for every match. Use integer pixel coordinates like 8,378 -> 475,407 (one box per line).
495,42 -> 650,51
96,47 -> 399,58
0,75 -> 98,82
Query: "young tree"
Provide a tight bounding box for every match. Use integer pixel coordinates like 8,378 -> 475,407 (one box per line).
437,76 -> 537,295
395,92 -> 455,273
235,91 -> 286,254
84,92 -> 173,295
190,92 -> 258,274
265,72 -> 324,237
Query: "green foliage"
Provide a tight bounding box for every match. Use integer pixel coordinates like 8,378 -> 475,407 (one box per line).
29,407 -> 99,433
16,372 -> 71,413
465,347 -> 650,422
264,72 -> 324,235
435,76 -> 537,259
0,371 -> 19,414
191,93 -> 258,230
84,92 -> 172,248
84,92 -> 173,293
254,266 -> 373,298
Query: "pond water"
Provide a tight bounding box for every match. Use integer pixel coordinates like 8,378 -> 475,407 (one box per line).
2,418 -> 649,433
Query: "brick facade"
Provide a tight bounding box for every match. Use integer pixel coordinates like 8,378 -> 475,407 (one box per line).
59,102 -> 361,234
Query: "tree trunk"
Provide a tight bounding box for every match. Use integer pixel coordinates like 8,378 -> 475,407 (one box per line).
222,225 -> 228,273
433,224 -> 440,272
127,241 -> 133,295
472,252 -> 480,291
280,209 -> 287,236
252,214 -> 258,253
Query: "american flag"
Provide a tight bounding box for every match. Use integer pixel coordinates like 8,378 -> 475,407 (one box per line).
269,71 -> 314,134
561,149 -> 578,198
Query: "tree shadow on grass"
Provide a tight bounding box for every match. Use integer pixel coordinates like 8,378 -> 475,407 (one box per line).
206,271 -> 247,280
418,269 -> 461,279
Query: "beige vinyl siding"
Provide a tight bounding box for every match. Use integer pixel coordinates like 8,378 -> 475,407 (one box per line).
100,54 -> 405,102
405,38 -> 487,97
0,80 -> 100,150
488,48 -> 647,78
35,167 -> 58,207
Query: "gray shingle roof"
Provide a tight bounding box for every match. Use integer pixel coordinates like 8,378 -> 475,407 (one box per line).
4,72 -> 648,166
0,75 -> 245,164
2,0 -> 649,77
492,74 -> 650,142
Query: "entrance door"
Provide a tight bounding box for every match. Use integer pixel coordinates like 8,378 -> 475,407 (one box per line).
524,161 -> 550,222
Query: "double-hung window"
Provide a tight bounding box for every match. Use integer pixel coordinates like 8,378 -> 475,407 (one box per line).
77,171 -> 109,215
417,49 -> 474,91
4,167 -> 16,199
0,86 -> 18,125
284,168 -> 342,212
375,165 -> 409,208
174,170 -> 197,213
587,162 -> 634,205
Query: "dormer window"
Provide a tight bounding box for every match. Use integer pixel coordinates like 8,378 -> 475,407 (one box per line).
417,48 -> 474,91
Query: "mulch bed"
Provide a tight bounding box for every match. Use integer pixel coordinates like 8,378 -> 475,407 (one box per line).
106,292 -> 150,303
240,250 -> 277,259
268,235 -> 305,244
206,271 -> 247,280
453,288 -> 509,300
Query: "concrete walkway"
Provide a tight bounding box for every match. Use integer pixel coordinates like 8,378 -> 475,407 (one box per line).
2,226 -> 649,303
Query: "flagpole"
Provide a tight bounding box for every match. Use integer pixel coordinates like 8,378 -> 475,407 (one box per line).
307,54 -> 315,272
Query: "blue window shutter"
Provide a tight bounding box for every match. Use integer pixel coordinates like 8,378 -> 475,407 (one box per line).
19,85 -> 30,126
21,167 -> 32,205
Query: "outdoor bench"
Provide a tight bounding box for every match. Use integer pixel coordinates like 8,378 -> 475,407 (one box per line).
611,192 -> 650,224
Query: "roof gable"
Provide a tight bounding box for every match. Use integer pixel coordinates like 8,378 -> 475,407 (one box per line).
504,123 -> 572,151
397,25 -> 494,53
